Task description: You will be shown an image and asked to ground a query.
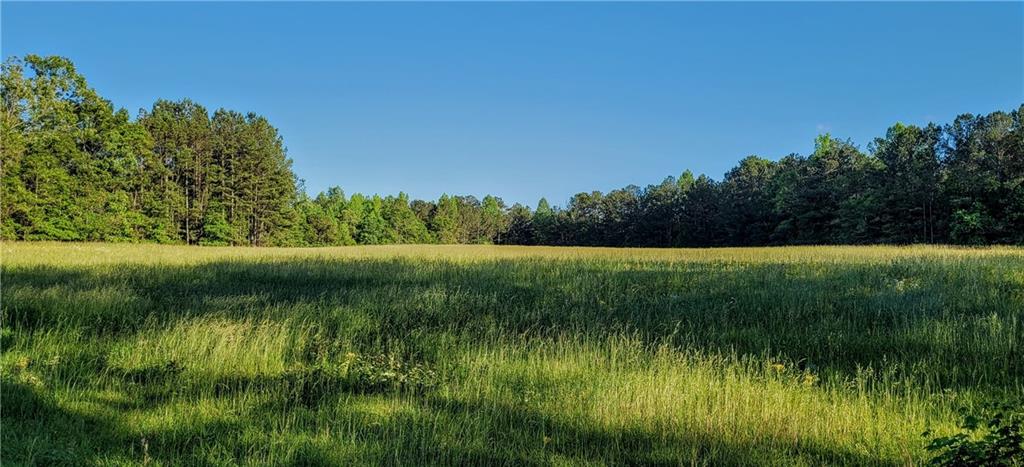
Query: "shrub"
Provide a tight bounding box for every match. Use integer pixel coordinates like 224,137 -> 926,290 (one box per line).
924,403 -> 1024,466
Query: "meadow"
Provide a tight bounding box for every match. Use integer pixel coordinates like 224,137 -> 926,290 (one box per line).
2,242 -> 1022,466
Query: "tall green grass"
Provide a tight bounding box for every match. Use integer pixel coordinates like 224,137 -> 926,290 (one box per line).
2,243 -> 1022,465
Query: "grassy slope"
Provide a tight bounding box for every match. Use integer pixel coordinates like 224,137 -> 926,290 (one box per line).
2,243 -> 1022,466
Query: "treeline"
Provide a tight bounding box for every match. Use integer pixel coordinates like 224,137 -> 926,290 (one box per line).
523,122 -> 1023,247
2,55 -> 1022,247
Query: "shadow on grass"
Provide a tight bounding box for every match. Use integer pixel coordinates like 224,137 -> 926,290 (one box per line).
2,377 -> 260,466
1,374 -> 894,466
2,254 -> 1022,463
4,255 -> 1021,388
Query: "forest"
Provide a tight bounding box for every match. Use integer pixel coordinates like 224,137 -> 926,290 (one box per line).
2,54 -> 1022,247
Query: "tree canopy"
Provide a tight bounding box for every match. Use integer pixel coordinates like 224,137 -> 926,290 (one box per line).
2,55 -> 1022,246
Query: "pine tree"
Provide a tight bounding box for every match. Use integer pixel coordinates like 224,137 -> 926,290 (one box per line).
357,195 -> 392,244
480,195 -> 506,244
139,99 -> 213,244
385,193 -> 432,243
431,194 -> 460,244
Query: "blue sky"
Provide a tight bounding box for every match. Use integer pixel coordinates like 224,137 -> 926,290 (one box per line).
3,2 -> 1022,207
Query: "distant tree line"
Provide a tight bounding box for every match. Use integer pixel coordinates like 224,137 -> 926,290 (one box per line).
2,55 -> 1022,246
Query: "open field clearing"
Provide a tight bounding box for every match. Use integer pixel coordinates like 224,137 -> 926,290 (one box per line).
2,243 -> 1023,465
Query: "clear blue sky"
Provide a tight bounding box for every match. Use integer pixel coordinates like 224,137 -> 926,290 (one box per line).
3,2 -> 1022,207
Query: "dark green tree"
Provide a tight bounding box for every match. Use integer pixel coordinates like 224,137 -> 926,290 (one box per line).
138,99 -> 213,244
676,174 -> 721,246
502,203 -> 535,245
199,203 -> 234,246
357,195 -> 393,244
942,108 -> 1023,244
870,122 -> 943,243
3,55 -> 1022,248
431,194 -> 460,244
719,156 -> 779,245
385,193 -> 432,243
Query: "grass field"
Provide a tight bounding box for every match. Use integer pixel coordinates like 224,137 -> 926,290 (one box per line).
2,243 -> 1022,466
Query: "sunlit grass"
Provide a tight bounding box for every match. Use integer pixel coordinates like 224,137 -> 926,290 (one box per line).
2,242 -> 1022,465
